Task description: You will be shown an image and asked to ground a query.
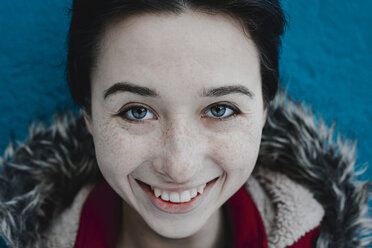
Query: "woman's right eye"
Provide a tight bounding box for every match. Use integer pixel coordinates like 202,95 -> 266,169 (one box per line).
118,106 -> 156,122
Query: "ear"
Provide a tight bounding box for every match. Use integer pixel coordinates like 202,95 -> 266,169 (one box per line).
83,110 -> 93,135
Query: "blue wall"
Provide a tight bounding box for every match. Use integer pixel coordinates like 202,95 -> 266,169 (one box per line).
0,0 -> 371,247
0,1 -> 74,150
280,0 -> 372,180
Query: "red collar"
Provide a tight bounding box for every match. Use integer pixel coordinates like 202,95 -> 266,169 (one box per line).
74,180 -> 268,248
74,181 -> 122,248
225,186 -> 268,248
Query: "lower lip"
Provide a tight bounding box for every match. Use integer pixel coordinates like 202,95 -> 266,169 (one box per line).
137,179 -> 218,214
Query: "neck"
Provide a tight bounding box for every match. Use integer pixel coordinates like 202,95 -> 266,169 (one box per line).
117,201 -> 226,248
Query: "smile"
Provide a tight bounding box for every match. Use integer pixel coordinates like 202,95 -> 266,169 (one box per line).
136,177 -> 219,214
151,183 -> 206,203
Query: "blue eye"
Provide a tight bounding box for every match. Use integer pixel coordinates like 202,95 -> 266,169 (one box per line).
121,106 -> 155,121
204,104 -> 239,120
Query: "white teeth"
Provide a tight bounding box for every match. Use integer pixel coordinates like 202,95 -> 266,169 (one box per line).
169,192 -> 180,203
180,191 -> 191,202
161,191 -> 169,201
190,188 -> 197,198
151,183 -> 207,203
154,188 -> 161,198
197,183 -> 206,194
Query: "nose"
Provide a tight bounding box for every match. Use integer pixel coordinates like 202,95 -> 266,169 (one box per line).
154,117 -> 202,184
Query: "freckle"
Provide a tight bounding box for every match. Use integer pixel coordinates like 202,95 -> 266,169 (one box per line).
100,119 -> 119,144
161,125 -> 170,146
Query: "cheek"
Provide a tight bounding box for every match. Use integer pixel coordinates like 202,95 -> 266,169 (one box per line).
91,117 -> 157,181
208,120 -> 262,175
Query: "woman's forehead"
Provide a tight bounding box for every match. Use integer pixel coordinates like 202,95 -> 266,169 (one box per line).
92,10 -> 261,99
99,10 -> 253,54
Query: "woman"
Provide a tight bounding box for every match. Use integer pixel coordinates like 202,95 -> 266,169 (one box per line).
0,0 -> 371,247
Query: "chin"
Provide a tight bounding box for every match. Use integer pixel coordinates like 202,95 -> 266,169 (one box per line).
146,216 -> 207,239
155,225 -> 202,239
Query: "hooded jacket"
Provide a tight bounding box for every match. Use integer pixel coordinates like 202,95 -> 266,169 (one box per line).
0,92 -> 371,248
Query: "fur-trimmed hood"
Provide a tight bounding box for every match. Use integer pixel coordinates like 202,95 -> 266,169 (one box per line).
0,92 -> 371,247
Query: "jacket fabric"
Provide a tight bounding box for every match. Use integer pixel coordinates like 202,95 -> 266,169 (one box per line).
0,92 -> 371,248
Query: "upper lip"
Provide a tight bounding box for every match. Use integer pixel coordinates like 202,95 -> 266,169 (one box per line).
136,177 -> 218,192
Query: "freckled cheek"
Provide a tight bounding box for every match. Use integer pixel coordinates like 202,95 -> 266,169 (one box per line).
209,129 -> 262,175
92,120 -> 158,179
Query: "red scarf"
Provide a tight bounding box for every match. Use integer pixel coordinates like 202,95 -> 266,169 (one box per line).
74,180 -> 319,248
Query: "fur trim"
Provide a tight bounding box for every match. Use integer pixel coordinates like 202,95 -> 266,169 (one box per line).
257,92 -> 372,247
248,167 -> 324,248
0,91 -> 371,247
0,113 -> 102,248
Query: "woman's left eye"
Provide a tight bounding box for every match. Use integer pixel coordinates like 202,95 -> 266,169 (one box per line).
204,104 -> 239,120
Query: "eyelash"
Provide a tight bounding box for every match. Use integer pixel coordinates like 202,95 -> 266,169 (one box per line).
115,102 -> 241,123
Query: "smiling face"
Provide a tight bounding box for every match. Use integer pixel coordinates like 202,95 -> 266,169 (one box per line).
86,10 -> 266,239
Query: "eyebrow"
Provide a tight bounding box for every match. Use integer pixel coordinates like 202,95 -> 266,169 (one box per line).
201,85 -> 254,98
103,82 -> 254,99
104,82 -> 159,99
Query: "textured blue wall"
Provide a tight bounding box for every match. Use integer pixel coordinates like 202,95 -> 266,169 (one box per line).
0,0 -> 74,150
280,0 -> 372,180
0,0 -> 371,247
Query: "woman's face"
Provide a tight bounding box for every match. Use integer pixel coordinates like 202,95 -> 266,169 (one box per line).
87,10 -> 266,238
